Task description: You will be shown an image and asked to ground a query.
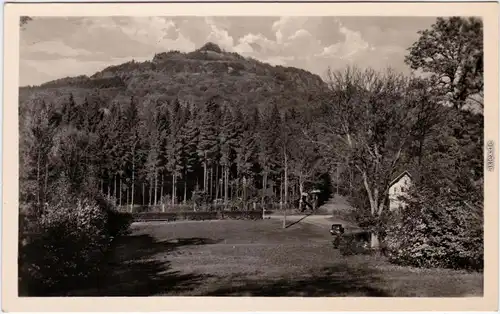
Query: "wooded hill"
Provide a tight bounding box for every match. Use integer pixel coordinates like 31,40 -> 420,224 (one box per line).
20,42 -> 328,115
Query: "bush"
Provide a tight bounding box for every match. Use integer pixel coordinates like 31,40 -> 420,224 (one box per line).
383,189 -> 483,271
338,231 -> 372,256
18,195 -> 132,296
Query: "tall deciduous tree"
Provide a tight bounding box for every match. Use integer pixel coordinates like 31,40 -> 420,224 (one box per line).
405,17 -> 483,110
317,67 -> 418,248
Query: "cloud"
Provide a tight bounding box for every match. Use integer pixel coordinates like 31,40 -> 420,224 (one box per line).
22,40 -> 94,58
317,22 -> 372,60
234,33 -> 279,55
21,55 -> 150,86
88,17 -> 197,53
203,17 -> 235,51
19,16 -> 436,86
271,17 -> 310,42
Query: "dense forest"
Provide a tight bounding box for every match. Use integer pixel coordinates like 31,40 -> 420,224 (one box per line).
19,16 -> 484,281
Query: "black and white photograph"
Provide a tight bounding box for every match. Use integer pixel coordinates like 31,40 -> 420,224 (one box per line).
9,3 -> 496,306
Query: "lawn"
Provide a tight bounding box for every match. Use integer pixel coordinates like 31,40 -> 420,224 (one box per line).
68,218 -> 483,297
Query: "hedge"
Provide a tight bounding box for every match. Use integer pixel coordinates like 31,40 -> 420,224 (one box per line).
132,210 -> 263,222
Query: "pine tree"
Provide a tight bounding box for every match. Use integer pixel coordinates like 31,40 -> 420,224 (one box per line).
197,97 -> 220,194
165,98 -> 185,205
235,107 -> 259,205
257,103 -> 282,207
179,103 -> 199,203
219,105 -> 239,206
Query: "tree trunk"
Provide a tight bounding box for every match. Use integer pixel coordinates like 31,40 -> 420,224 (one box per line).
209,167 -> 213,200
357,167 -> 381,249
336,163 -> 340,195
36,150 -> 41,205
154,169 -> 158,206
172,173 -> 176,205
107,174 -> 110,199
126,187 -> 129,208
280,175 -> 283,206
361,170 -> 376,215
203,153 -> 207,192
160,174 -> 164,205
114,174 -> 117,202
298,178 -> 304,211
224,167 -> 229,208
350,168 -> 353,197
284,149 -> 288,207
119,174 -> 123,207
242,176 -> 247,204
131,155 -> 135,213
184,176 -> 187,204
262,173 -> 267,210
174,175 -> 178,205
215,165 -> 220,200
148,178 -> 152,206
142,183 -> 145,206
282,199 -> 286,229
43,162 -> 49,204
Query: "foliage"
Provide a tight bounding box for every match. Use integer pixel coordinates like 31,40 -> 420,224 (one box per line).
383,187 -> 483,271
405,17 -> 483,110
19,195 -> 132,295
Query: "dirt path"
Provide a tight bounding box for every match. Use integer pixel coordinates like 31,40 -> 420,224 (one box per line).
266,214 -> 360,231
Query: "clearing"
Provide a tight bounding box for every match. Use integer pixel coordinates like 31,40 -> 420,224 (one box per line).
69,216 -> 483,297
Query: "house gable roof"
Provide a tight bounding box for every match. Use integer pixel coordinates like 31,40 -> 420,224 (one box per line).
389,171 -> 412,188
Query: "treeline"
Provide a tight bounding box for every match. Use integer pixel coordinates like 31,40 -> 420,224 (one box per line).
20,90 -> 333,213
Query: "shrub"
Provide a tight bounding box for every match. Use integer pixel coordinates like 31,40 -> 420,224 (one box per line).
18,195 -> 132,296
338,231 -> 372,256
383,188 -> 483,271
19,199 -> 107,295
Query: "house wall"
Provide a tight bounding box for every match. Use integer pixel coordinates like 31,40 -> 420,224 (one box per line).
389,174 -> 412,211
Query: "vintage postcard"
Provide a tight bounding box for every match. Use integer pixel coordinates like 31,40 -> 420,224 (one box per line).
3,1 -> 499,312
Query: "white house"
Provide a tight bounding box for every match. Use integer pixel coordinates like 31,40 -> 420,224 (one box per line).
388,171 -> 412,211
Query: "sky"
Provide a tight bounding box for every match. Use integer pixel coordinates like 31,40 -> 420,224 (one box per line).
19,16 -> 437,87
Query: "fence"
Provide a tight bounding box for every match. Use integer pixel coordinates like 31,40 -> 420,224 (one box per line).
132,210 -> 263,222
117,200 -> 294,214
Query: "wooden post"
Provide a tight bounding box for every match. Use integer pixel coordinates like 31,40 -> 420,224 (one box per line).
282,200 -> 286,229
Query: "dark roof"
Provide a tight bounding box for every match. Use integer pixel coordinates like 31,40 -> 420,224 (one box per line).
389,171 -> 412,187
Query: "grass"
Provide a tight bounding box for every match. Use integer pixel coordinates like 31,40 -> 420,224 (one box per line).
67,218 -> 483,297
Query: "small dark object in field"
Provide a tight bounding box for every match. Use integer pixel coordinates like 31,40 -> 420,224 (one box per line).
338,231 -> 372,256
330,224 -> 371,255
330,224 -> 345,249
330,224 -> 345,235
